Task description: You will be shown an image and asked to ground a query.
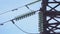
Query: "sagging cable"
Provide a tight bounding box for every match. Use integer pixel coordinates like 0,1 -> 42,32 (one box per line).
13,23 -> 39,34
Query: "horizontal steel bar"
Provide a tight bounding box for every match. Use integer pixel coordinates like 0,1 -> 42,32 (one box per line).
48,2 -> 60,3
45,11 -> 60,16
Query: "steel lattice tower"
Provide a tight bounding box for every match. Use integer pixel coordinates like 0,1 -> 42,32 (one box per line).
39,0 -> 60,34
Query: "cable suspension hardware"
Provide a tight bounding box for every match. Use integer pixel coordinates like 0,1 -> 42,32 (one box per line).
38,12 -> 43,33
0,10 -> 39,25
15,11 -> 38,21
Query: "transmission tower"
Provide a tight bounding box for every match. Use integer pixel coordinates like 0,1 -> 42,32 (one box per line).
0,0 -> 60,34
39,0 -> 60,34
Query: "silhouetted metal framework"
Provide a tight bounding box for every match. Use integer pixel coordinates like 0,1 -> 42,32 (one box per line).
39,0 -> 60,34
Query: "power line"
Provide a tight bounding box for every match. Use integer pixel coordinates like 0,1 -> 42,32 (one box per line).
0,0 -> 41,34
0,12 -> 40,34
0,4 -> 36,25
0,3 -> 39,25
0,10 -> 39,25
0,0 -> 40,15
11,19 -> 39,34
14,23 -> 39,34
0,20 -> 10,25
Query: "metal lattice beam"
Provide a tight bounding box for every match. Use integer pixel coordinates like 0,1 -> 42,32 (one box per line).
39,0 -> 60,34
